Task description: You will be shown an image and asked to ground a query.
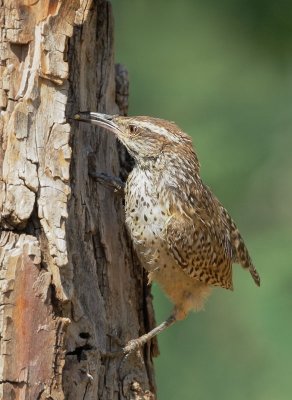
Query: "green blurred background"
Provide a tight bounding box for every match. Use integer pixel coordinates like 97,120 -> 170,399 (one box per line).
111,1 -> 292,398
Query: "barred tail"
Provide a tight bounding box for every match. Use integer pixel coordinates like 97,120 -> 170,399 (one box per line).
234,234 -> 260,287
248,263 -> 260,287
221,206 -> 261,287
229,221 -> 260,286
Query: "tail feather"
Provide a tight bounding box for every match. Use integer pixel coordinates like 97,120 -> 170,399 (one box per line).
234,236 -> 261,286
236,239 -> 260,287
220,206 -> 260,287
229,222 -> 260,287
249,263 -> 260,287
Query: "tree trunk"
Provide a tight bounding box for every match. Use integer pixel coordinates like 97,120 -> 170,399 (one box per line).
0,1 -> 156,399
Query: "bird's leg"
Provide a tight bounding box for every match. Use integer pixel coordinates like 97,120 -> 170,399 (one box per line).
123,314 -> 177,354
89,171 -> 125,195
100,314 -> 177,358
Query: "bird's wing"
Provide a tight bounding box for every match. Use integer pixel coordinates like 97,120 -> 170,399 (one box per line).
164,184 -> 234,290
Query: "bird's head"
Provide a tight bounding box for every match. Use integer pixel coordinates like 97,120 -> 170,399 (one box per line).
74,112 -> 194,162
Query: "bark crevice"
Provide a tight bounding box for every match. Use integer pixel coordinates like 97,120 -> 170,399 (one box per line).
0,1 -> 156,399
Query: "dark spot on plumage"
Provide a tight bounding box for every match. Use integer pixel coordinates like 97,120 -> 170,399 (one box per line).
144,215 -> 148,222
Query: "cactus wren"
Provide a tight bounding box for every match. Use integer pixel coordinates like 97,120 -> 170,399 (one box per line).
75,112 -> 260,353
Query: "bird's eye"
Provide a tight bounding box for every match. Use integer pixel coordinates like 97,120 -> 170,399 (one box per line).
129,124 -> 138,134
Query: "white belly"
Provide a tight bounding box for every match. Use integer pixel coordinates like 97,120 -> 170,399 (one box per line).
125,168 -> 167,269
124,168 -> 212,315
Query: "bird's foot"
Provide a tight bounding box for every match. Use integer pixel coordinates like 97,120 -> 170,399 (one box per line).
123,338 -> 144,354
122,314 -> 177,354
101,315 -> 177,359
89,171 -> 125,195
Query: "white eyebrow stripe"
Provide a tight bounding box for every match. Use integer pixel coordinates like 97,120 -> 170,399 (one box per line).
137,121 -> 181,143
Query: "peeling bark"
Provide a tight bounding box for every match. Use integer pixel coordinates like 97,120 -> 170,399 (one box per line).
0,1 -> 156,399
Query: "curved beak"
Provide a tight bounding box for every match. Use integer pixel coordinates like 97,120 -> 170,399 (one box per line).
74,111 -> 120,134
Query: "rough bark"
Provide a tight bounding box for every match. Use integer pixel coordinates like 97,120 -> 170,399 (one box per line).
0,1 -> 156,399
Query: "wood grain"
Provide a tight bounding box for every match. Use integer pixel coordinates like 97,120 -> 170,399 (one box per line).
0,1 -> 156,398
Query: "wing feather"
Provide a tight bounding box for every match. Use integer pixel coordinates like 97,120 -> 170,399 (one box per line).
163,183 -> 234,289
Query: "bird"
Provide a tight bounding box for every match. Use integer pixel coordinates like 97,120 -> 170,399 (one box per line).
74,111 -> 260,353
